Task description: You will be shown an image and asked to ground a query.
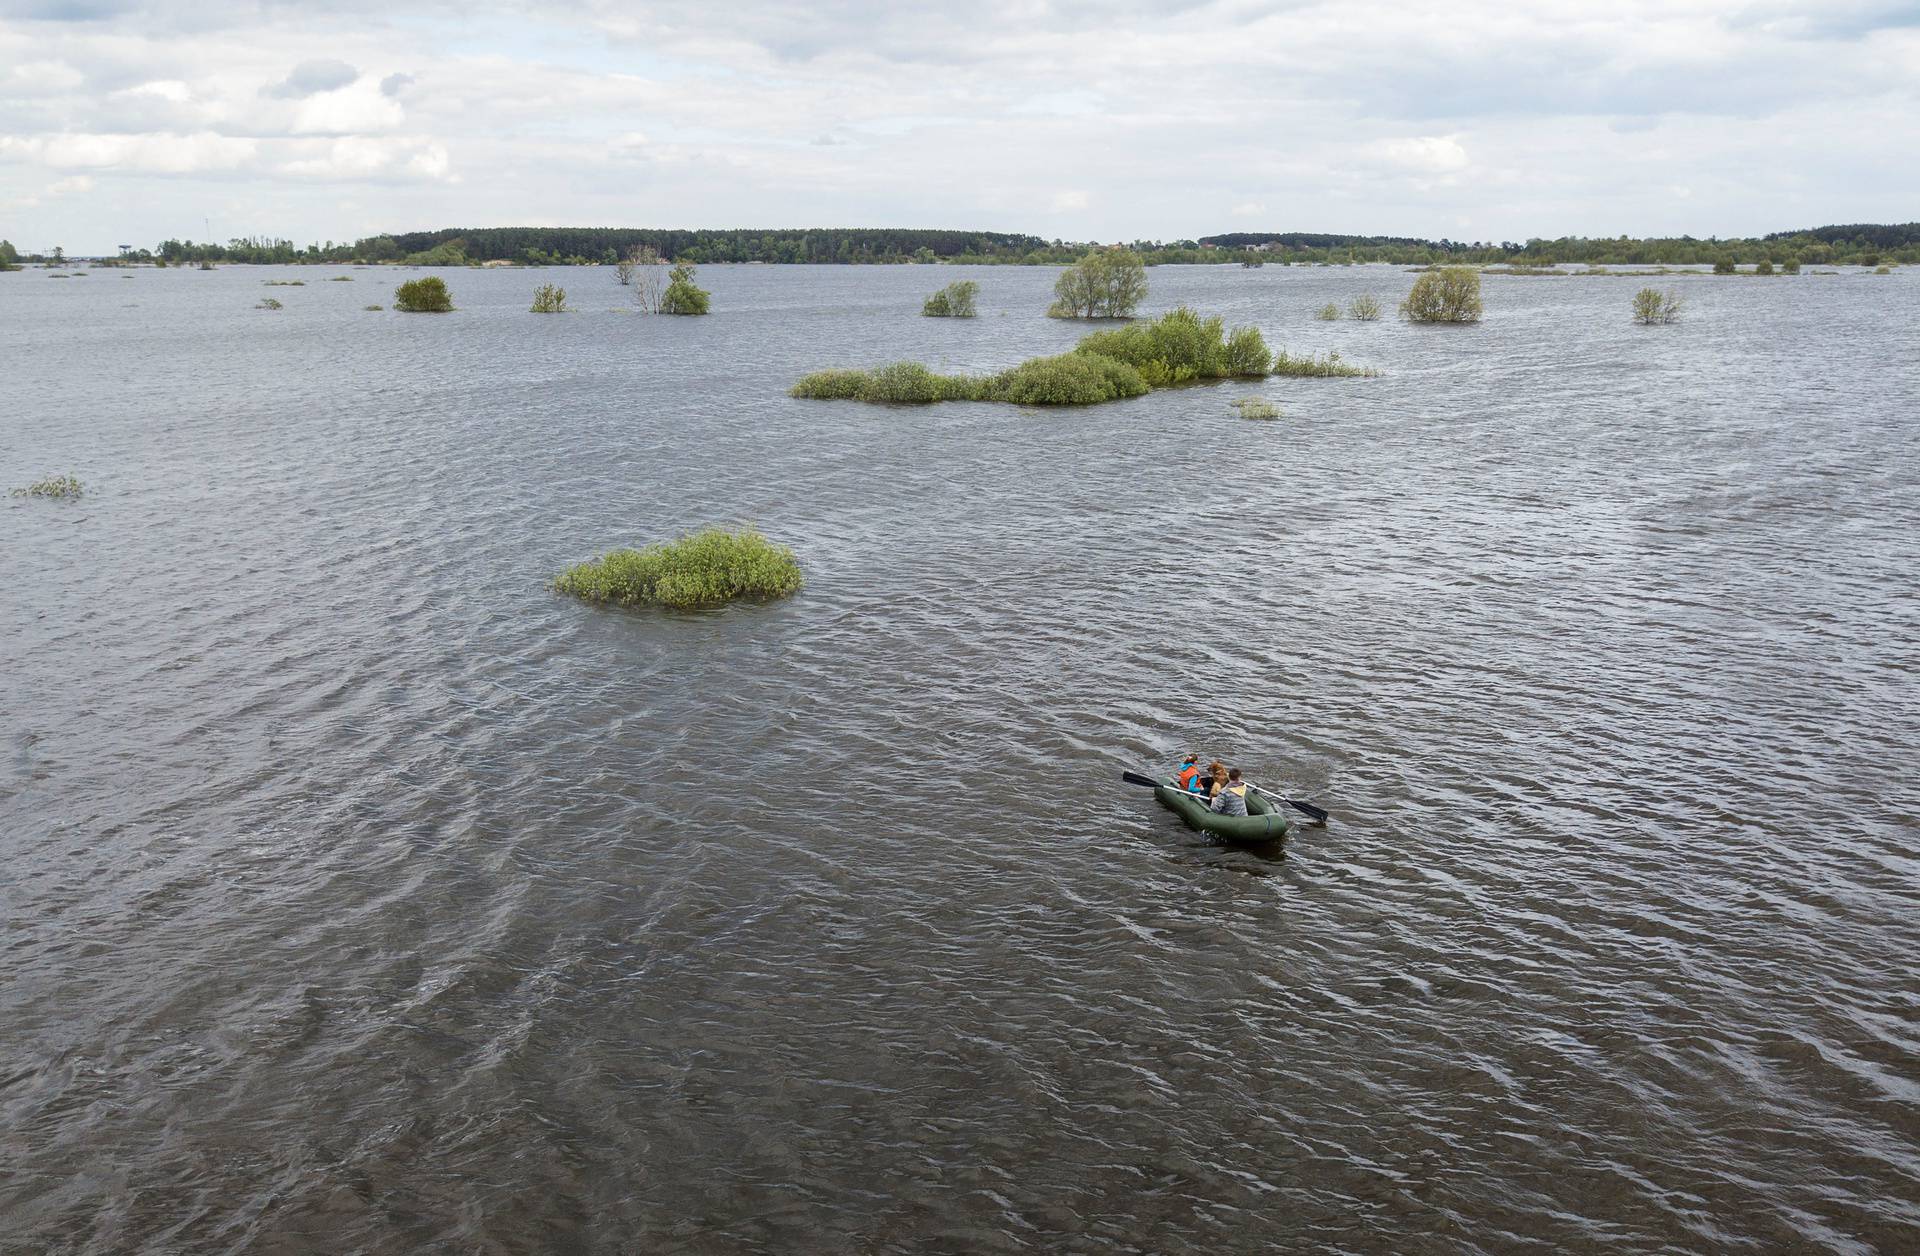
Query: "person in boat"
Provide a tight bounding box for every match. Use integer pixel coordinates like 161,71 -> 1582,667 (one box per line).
1174,754 -> 1206,793
1210,768 -> 1250,816
1204,760 -> 1227,799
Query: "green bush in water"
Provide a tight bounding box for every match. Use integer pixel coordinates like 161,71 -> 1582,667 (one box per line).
1232,397 -> 1280,420
1348,294 -> 1383,320
1712,258 -> 1737,275
1316,302 -> 1341,320
923,280 -> 979,317
553,526 -> 802,609
394,276 -> 453,312
530,282 -> 567,312
659,261 -> 710,314
1223,325 -> 1270,377
1076,306 -> 1233,385
1400,267 -> 1482,322
989,352 -> 1147,405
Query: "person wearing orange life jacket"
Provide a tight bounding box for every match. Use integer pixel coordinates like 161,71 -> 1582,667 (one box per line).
1173,754 -> 1206,793
1210,767 -> 1251,817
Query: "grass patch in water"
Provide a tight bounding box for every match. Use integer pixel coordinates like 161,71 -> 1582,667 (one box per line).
330,276 -> 354,281
12,474 -> 82,499
263,280 -> 305,286
1315,303 -> 1341,320
1269,348 -> 1377,377
257,297 -> 283,310
792,307 -> 1373,406
1232,397 -> 1280,419
363,303 -> 384,311
553,526 -> 802,609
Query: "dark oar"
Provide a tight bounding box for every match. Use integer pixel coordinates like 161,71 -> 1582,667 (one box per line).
1120,770 -> 1329,823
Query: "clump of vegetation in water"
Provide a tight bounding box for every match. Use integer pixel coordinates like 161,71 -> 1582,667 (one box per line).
1048,249 -> 1147,318
1232,398 -> 1280,420
922,280 -> 979,317
256,297 -> 283,310
394,276 -> 453,312
1632,288 -> 1683,325
791,307 -> 1371,405
1755,260 -> 1775,276
12,474 -> 83,499
658,261 -> 709,314
1875,264 -> 1893,274
553,526 -> 802,609
531,283 -> 567,313
991,352 -> 1148,404
1270,348 -> 1378,377
1713,259 -> 1737,275
1401,267 -> 1483,322
364,303 -> 384,311
1316,303 -> 1341,320
1783,259 -> 1802,274
1348,294 -> 1382,320
331,275 -> 354,282
263,279 -> 305,286
1077,307 -> 1270,384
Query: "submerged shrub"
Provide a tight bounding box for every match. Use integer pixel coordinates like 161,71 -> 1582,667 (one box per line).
364,303 -> 384,311
1401,267 -> 1483,322
1232,397 -> 1280,420
1632,287 -> 1682,325
1755,259 -> 1775,276
12,473 -> 82,499
1269,349 -> 1378,378
262,279 -> 305,287
1224,325 -> 1271,377
553,526 -> 802,609
531,282 -> 567,313
659,261 -> 710,314
1712,258 -> 1737,275
331,275 -> 354,282
922,279 -> 979,317
1348,294 -> 1382,320
1076,306 -> 1228,384
1316,302 -> 1341,320
256,297 -> 283,310
989,352 -> 1147,405
863,361 -> 946,403
394,276 -> 453,312
1047,249 -> 1147,318
1783,259 -> 1802,274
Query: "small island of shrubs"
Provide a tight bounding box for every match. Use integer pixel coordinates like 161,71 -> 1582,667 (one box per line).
1402,267 -> 1483,322
394,276 -> 453,312
553,526 -> 802,610
792,306 -> 1377,406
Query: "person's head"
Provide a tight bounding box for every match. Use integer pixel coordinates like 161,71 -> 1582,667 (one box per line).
1227,767 -> 1242,783
1180,753 -> 1197,767
1208,760 -> 1225,780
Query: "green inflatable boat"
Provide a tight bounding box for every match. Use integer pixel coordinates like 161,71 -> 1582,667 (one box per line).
1154,776 -> 1290,844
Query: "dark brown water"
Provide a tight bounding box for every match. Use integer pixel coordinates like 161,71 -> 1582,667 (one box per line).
3,263 -> 1917,1254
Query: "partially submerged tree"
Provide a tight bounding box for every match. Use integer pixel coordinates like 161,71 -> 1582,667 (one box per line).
628,246 -> 668,311
659,261 -> 710,314
1632,288 -> 1682,324
1401,267 -> 1482,323
1048,249 -> 1147,319
922,279 -> 979,317
531,283 -> 567,312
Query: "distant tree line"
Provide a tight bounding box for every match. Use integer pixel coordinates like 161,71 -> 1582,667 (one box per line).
55,222 -> 1912,269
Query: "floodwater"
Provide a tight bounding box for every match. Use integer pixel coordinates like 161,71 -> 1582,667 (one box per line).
3,261 -> 1917,1254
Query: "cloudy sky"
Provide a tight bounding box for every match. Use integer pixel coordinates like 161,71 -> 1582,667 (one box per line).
2,0 -> 1917,253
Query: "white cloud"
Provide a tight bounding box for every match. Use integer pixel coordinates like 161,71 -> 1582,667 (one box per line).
291,80 -> 405,135
0,131 -> 258,173
1051,189 -> 1089,211
1230,202 -> 1268,218
1366,136 -> 1470,174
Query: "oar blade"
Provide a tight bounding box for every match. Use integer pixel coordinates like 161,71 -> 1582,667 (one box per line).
1120,770 -> 1163,789
1285,797 -> 1331,823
